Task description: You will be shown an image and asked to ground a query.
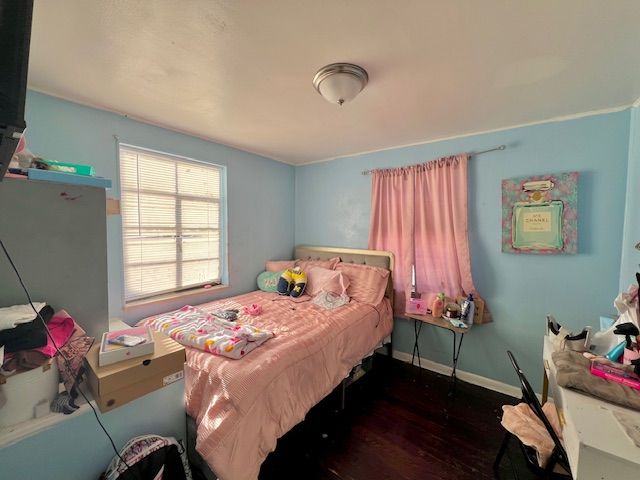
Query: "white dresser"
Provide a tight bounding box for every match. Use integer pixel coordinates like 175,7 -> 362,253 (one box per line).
543,336 -> 640,479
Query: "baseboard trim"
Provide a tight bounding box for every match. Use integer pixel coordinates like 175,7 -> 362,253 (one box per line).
392,350 -> 522,399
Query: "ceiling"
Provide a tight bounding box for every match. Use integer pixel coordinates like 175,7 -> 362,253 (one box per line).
28,0 -> 640,165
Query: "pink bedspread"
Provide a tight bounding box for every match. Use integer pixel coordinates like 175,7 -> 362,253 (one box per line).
141,290 -> 392,480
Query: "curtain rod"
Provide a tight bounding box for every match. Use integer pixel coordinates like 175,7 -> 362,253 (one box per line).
361,144 -> 506,175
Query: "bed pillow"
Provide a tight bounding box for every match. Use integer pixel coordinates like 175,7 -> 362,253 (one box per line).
257,270 -> 283,292
335,263 -> 389,305
265,260 -> 296,272
305,267 -> 350,297
295,256 -> 340,272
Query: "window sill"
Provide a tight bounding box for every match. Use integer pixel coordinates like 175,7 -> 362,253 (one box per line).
124,284 -> 229,311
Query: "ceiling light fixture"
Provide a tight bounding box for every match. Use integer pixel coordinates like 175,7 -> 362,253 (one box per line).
313,63 -> 368,106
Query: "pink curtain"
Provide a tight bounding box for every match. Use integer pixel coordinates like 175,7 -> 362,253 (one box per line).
368,155 -> 478,315
368,169 -> 414,314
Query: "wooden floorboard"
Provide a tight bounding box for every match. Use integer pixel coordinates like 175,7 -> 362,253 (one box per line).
257,355 -> 541,480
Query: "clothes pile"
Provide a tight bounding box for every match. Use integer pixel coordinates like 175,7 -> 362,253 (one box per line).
0,303 -> 94,414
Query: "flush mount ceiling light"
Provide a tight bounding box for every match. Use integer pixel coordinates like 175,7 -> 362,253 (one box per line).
313,63 -> 368,106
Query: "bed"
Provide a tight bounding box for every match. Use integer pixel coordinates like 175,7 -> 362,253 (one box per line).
139,246 -> 394,480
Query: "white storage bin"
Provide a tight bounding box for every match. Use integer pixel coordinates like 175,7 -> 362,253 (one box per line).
0,361 -> 59,428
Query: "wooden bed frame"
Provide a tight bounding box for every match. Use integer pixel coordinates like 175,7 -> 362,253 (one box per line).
186,245 -> 395,479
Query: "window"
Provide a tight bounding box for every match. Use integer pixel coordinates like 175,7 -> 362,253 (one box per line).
119,144 -> 224,302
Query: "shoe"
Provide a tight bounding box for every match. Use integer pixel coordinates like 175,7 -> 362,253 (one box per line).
213,310 -> 238,321
546,314 -> 592,352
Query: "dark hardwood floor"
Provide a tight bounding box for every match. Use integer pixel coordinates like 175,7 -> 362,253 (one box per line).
256,355 -> 538,480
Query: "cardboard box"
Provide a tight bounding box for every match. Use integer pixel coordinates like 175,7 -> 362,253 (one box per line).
99,326 -> 155,367
86,329 -> 186,412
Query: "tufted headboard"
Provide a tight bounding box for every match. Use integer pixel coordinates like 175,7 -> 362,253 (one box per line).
294,245 -> 395,309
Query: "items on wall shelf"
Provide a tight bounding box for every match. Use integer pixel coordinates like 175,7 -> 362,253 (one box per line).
8,133 -> 110,188
28,168 -> 112,188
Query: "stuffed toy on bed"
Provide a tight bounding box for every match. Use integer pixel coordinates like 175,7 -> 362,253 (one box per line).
277,267 -> 307,298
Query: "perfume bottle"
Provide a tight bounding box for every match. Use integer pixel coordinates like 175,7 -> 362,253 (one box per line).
511,200 -> 564,250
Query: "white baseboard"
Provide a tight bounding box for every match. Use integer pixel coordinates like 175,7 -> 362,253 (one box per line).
392,349 -> 522,399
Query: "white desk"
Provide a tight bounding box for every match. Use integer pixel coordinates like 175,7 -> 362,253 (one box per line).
543,336 -> 640,479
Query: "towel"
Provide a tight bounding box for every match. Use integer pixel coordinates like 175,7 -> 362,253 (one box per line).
553,350 -> 640,411
501,402 -> 563,467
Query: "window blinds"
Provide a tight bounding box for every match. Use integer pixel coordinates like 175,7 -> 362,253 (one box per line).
119,145 -> 222,302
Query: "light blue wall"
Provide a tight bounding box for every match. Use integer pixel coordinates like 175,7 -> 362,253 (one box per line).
620,106 -> 640,290
25,91 -> 295,323
296,111 -> 631,390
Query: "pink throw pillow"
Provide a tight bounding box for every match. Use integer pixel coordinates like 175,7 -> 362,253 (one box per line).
306,267 -> 350,297
295,256 -> 340,272
335,263 -> 390,305
265,260 -> 295,272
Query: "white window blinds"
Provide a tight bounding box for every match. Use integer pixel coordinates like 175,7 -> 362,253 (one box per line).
119,145 -> 223,302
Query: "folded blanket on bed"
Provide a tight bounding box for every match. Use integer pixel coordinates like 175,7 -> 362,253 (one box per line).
144,306 -> 274,359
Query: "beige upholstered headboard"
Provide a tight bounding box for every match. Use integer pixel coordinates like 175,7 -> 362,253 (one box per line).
294,245 -> 395,308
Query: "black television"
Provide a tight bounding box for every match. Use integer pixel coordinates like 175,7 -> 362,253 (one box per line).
0,0 -> 33,181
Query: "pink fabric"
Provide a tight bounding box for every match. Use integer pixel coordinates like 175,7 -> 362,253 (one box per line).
242,303 -> 263,316
414,155 -> 475,303
35,310 -> 75,357
305,266 -> 350,296
335,263 -> 390,305
295,256 -> 340,272
265,260 -> 295,272
368,155 -> 479,315
139,290 -> 392,480
368,169 -> 415,314
55,319 -> 93,394
501,402 -> 563,467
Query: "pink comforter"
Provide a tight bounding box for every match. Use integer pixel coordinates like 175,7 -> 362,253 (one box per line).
143,290 -> 392,480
